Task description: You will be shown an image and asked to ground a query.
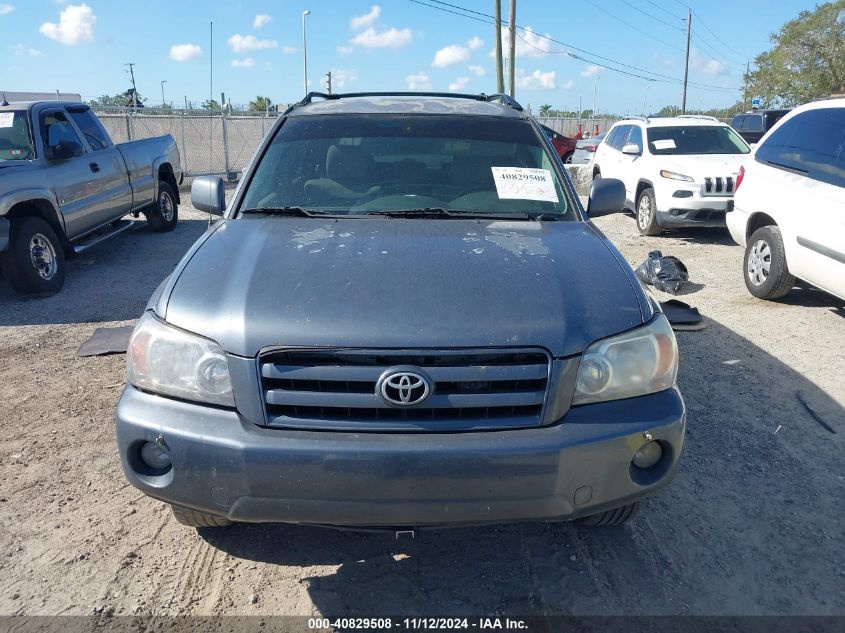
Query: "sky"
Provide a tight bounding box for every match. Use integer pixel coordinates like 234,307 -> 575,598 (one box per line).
1,0 -> 819,114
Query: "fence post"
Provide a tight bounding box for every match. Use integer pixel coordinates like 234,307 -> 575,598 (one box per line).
179,111 -> 188,176
221,107 -> 231,180
124,111 -> 132,141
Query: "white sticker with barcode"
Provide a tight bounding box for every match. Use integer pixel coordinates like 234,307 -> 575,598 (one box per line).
0,113 -> 14,128
491,167 -> 559,203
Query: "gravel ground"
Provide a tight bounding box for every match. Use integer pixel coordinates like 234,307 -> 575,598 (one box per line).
0,199 -> 843,617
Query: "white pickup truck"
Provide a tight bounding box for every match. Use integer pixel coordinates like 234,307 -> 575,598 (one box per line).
0,100 -> 182,296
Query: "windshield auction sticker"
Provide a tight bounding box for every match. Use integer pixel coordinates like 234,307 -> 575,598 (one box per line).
491,167 -> 559,203
0,113 -> 14,128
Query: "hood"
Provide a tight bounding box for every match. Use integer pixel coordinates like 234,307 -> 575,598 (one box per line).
162,218 -> 645,358
658,154 -> 747,177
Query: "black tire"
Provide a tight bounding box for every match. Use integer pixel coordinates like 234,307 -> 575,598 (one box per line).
576,502 -> 640,527
563,151 -> 574,164
145,181 -> 179,232
636,187 -> 660,236
170,504 -> 231,528
592,167 -> 601,180
0,216 -> 66,297
744,225 -> 795,300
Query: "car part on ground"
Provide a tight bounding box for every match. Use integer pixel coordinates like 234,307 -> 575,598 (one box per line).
635,250 -> 689,295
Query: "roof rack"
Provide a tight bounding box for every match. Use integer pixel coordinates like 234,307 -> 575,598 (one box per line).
283,91 -> 524,115
622,115 -> 650,124
675,114 -> 720,122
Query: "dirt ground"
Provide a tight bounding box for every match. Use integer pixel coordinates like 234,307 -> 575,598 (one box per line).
0,200 -> 843,618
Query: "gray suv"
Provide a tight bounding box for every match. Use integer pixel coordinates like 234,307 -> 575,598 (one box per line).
116,92 -> 685,530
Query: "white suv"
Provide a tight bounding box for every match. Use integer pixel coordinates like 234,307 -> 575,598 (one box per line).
727,98 -> 845,301
593,116 -> 750,235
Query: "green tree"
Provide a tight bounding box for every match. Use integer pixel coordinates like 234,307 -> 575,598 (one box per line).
538,104 -> 553,117
88,89 -> 145,108
747,0 -> 845,107
249,96 -> 273,112
201,99 -> 221,110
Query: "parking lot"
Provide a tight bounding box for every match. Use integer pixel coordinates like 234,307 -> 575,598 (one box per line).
0,200 -> 842,617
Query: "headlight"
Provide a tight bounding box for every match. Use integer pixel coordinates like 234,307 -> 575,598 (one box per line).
127,311 -> 235,407
659,170 -> 694,182
572,315 -> 678,405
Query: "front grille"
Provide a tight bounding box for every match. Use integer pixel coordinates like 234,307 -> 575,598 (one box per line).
703,176 -> 735,196
259,349 -> 551,432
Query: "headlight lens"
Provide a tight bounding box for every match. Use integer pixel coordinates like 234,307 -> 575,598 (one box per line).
573,315 -> 678,405
127,311 -> 235,407
659,170 -> 694,182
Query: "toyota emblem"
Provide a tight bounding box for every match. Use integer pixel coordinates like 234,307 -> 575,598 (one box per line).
378,369 -> 431,407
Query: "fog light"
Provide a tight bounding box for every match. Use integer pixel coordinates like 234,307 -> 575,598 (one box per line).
632,441 -> 662,469
141,441 -> 171,470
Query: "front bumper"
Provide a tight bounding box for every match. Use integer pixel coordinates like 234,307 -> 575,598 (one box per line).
116,386 -> 686,527
656,195 -> 733,228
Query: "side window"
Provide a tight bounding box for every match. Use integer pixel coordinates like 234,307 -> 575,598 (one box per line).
755,108 -> 845,188
730,115 -> 745,131
41,111 -> 84,150
603,126 -> 620,149
627,126 -> 643,149
609,125 -> 631,150
67,107 -> 109,151
743,115 -> 763,132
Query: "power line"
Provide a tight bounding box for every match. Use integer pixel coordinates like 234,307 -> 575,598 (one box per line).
618,0 -> 685,31
410,0 -> 739,93
644,0 -> 685,21
585,0 -> 685,52
669,0 -> 751,61
690,32 -> 742,73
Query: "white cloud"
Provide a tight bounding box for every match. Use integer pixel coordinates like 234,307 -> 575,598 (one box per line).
231,57 -> 255,68
653,52 -> 673,68
330,68 -> 358,88
516,68 -> 556,90
337,45 -> 354,55
691,48 -> 728,76
169,43 -> 202,62
491,26 -> 555,59
406,72 -> 431,90
448,76 -> 470,92
282,45 -> 297,54
560,79 -> 575,90
39,3 -> 96,45
253,14 -> 272,29
580,64 -> 604,78
351,5 -> 380,30
11,44 -> 45,56
228,33 -> 278,53
0,4 -> 14,16
467,36 -> 483,51
432,44 -> 470,68
351,26 -> 412,49
468,64 -> 486,77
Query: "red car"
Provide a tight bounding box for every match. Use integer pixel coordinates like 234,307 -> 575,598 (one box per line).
541,124 -> 577,163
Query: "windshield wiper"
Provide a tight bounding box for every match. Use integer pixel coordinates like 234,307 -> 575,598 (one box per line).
363,208 -> 562,221
240,206 -> 335,217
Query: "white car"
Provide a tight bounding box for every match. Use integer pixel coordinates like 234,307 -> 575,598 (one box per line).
726,98 -> 845,301
593,115 -> 750,235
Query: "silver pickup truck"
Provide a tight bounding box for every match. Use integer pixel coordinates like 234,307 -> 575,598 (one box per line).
0,100 -> 182,296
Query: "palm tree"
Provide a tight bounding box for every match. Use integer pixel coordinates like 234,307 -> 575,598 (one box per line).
249,96 -> 273,112
539,104 -> 553,117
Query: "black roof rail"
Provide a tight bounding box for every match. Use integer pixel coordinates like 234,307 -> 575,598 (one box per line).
283,91 -> 524,114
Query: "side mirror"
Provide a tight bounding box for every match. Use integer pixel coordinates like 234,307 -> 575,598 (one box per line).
587,177 -> 626,217
49,140 -> 84,160
621,143 -> 641,156
191,176 -> 226,216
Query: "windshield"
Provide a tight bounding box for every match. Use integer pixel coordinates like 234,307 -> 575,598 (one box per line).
0,110 -> 35,161
647,125 -> 749,155
240,114 -> 573,219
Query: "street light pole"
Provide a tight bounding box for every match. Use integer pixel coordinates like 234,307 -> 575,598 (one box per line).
160,80 -> 167,108
592,76 -> 599,118
302,10 -> 311,96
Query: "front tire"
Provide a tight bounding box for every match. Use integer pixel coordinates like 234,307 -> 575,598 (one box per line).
576,502 -> 640,527
744,225 -> 795,299
563,151 -> 574,164
145,182 -> 179,232
0,216 -> 66,297
170,504 -> 232,528
636,187 -> 660,236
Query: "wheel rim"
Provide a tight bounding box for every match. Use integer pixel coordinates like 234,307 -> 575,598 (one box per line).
638,196 -> 651,229
747,239 -> 771,286
29,233 -> 58,281
159,190 -> 175,222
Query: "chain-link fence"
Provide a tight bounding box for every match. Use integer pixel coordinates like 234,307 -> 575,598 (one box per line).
91,107 -> 282,181
536,117 -> 619,137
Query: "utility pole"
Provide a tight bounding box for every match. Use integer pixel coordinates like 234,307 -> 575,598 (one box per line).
494,0 -> 504,94
125,62 -> 138,109
325,71 -> 332,95
160,80 -> 167,108
508,0 -> 516,98
681,10 -> 691,114
744,59 -> 750,109
302,10 -> 311,96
